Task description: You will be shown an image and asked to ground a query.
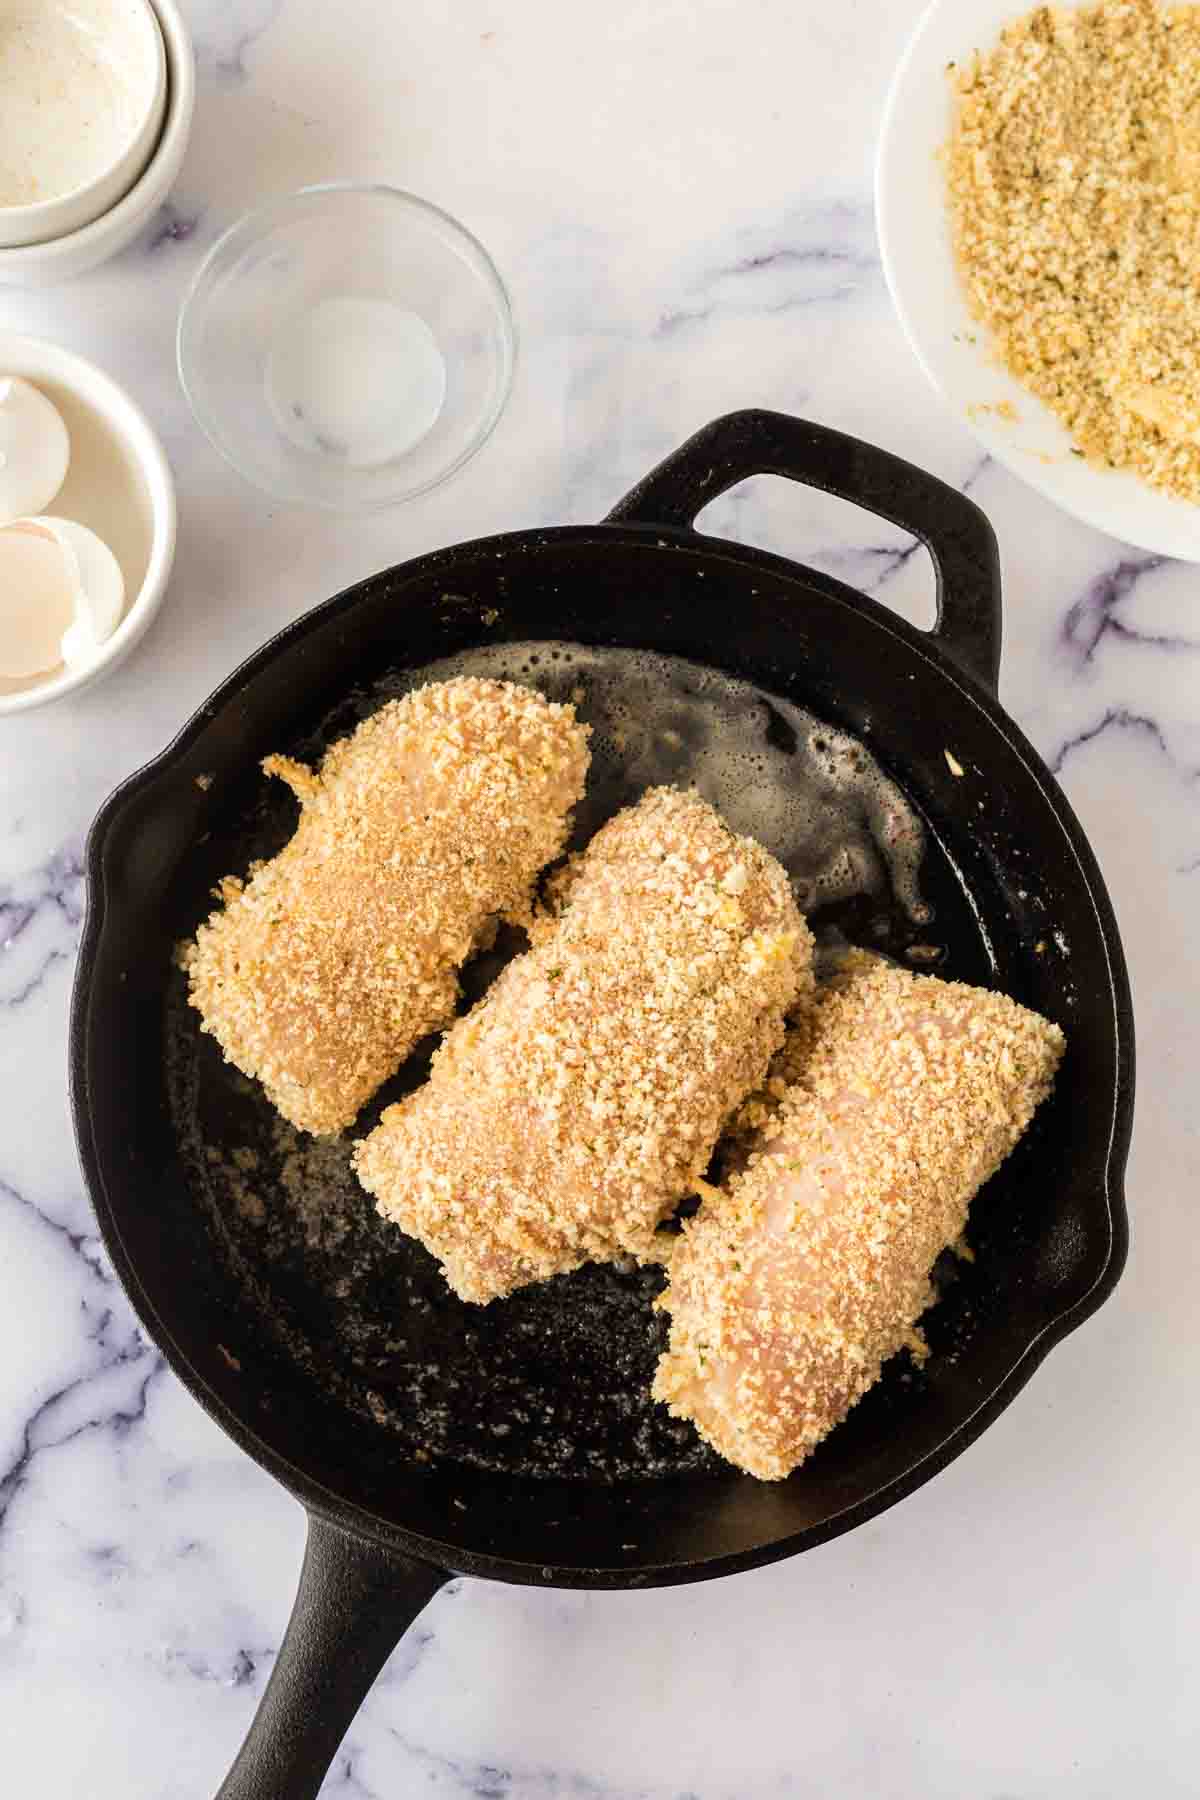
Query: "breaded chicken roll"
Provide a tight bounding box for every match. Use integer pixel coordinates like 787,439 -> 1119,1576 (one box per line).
354,786 -> 813,1302
653,950 -> 1064,1479
184,678 -> 590,1136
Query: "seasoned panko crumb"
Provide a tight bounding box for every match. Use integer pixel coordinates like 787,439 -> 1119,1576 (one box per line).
354,787 -> 814,1304
654,950 -> 1064,1480
183,678 -> 590,1136
945,0 -> 1200,502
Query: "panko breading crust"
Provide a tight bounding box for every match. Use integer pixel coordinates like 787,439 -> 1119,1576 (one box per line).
354,786 -> 814,1303
945,0 -> 1200,500
654,950 -> 1065,1479
184,678 -> 590,1136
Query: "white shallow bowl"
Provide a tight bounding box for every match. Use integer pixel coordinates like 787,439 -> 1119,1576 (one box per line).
0,0 -> 193,285
0,0 -> 167,248
0,332 -> 176,715
877,0 -> 1200,562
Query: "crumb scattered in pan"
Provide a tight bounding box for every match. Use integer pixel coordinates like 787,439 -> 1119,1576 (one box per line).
904,942 -> 944,965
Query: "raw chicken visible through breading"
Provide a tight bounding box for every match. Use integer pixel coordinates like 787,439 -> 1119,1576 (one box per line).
184,678 -> 590,1137
653,950 -> 1065,1480
354,787 -> 814,1303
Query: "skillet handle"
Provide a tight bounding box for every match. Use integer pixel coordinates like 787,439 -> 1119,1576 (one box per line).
606,409 -> 1001,692
215,1514 -> 448,1800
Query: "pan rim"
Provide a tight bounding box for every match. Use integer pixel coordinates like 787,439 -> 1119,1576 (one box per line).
70,520 -> 1134,1584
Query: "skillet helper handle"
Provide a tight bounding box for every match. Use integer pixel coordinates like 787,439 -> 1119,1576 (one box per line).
216,1514 -> 448,1800
607,409 -> 1001,692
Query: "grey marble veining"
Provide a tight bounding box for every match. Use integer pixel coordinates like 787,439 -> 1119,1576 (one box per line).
1,0 -> 1197,1794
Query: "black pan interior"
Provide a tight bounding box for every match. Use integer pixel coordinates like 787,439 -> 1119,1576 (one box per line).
78,529 -> 1127,1579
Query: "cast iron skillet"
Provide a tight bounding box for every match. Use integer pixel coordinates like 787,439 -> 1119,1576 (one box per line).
70,412 -> 1133,1798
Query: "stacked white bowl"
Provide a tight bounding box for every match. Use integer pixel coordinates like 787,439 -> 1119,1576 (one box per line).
0,0 -> 195,284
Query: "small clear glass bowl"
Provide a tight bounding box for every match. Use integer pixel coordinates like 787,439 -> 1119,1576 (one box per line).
177,184 -> 515,512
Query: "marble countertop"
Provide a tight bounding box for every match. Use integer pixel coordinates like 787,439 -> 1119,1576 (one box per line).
1,1 -> 1194,1794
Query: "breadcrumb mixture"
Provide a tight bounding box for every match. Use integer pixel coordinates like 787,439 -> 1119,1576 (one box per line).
653,951 -> 1064,1481
354,787 -> 813,1304
945,0 -> 1200,501
184,678 -> 590,1137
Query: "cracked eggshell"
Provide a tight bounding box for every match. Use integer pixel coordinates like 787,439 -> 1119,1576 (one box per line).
0,376 -> 70,522
0,515 -> 125,676
37,516 -> 126,661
